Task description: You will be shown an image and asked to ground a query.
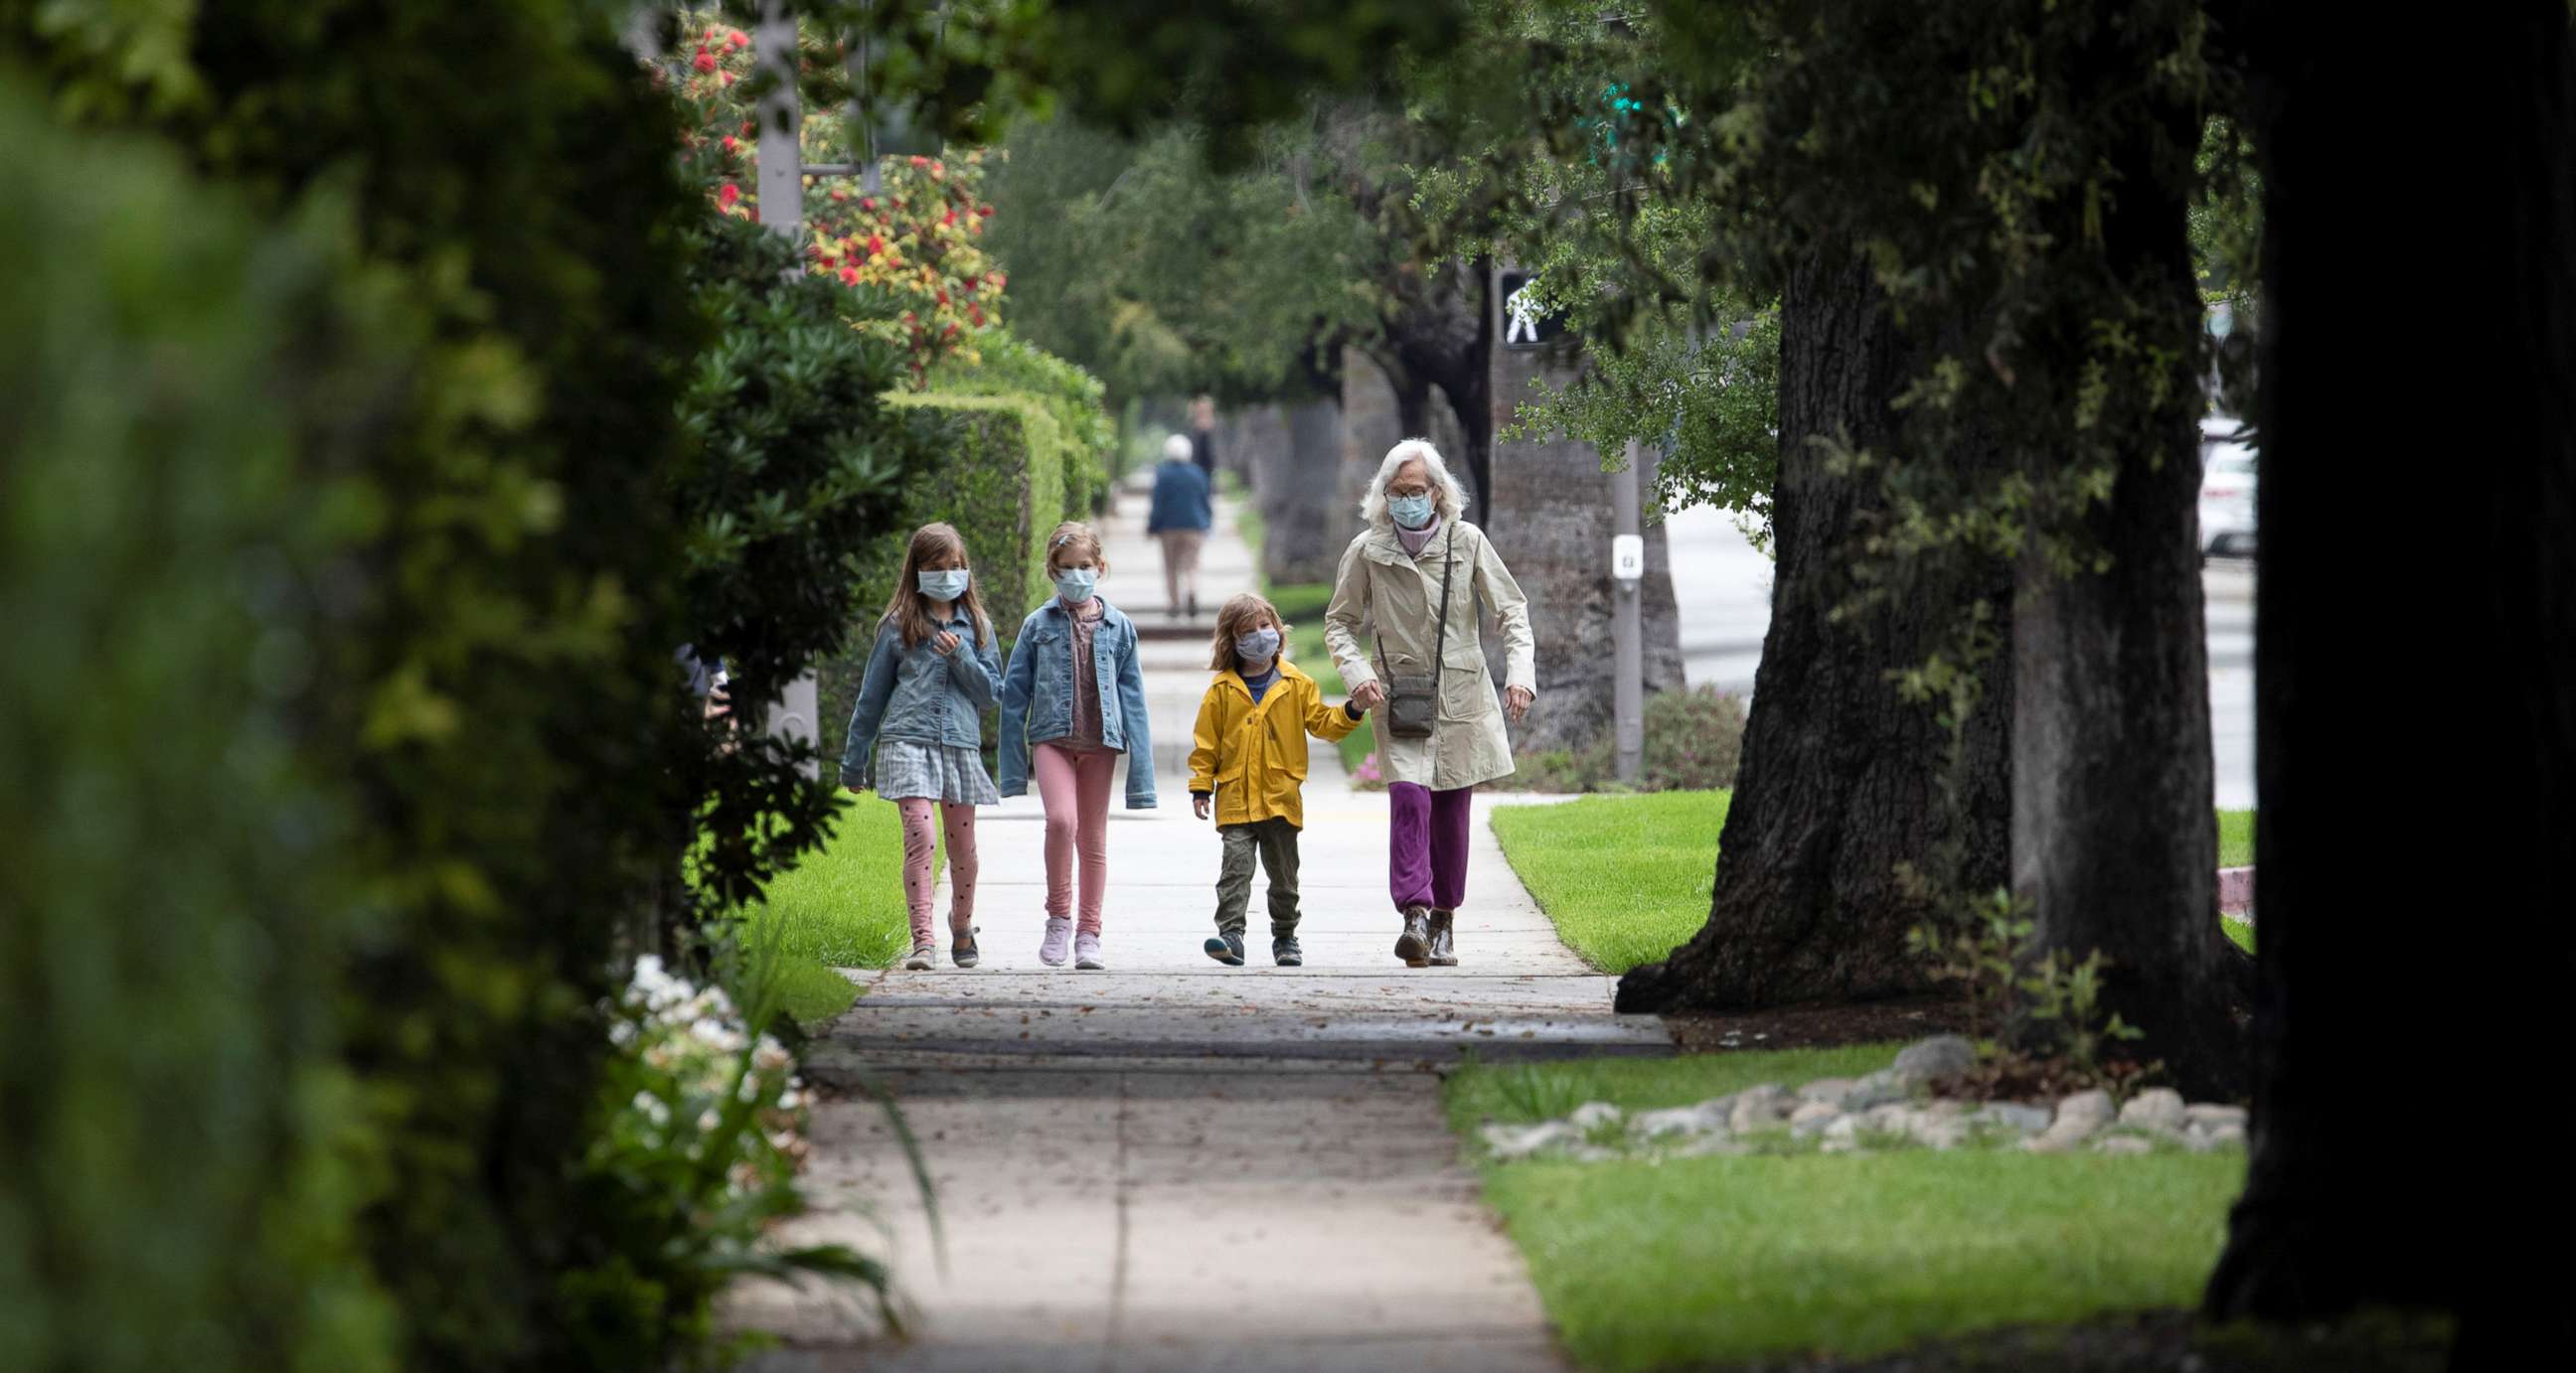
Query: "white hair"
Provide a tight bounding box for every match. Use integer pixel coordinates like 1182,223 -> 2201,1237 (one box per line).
1360,438 -> 1469,532
1163,432 -> 1194,462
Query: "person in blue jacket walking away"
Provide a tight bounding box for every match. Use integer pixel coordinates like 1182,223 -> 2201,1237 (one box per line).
1146,431 -> 1212,619
840,523 -> 1005,972
998,521 -> 1157,970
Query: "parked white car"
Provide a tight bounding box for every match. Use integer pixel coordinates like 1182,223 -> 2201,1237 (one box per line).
2198,415 -> 2257,559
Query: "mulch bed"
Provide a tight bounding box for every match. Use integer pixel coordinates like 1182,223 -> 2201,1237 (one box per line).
1662,993 -> 1976,1053
1691,1308 -> 2450,1372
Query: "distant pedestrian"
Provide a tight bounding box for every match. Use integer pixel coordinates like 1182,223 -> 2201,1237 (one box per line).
839,523 -> 1003,972
1186,593 -> 1369,968
1146,431 -> 1212,620
998,522 -> 1158,971
1326,439 -> 1536,969
1189,394 -> 1217,476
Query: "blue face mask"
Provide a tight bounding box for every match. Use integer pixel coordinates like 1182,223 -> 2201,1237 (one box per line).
1234,628 -> 1281,666
1052,567 -> 1097,603
1388,492 -> 1436,530
916,568 -> 971,602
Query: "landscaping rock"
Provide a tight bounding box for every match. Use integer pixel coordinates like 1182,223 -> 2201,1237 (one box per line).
2053,1090 -> 2115,1133
2093,1135 -> 2156,1156
1798,1077 -> 1859,1108
1729,1084 -> 1795,1133
1823,1113 -> 1862,1143
1568,1101 -> 1624,1133
1892,1034 -> 1976,1087
1844,1070 -> 1909,1111
1972,1103 -> 2052,1135
1789,1101 -> 1845,1137
2118,1089 -> 2187,1134
1673,1133 -> 1748,1158
2205,1123 -> 2247,1149
1862,1103 -> 1911,1133
2184,1103 -> 2248,1131
1632,1104 -> 1728,1140
1481,1121 -> 1577,1161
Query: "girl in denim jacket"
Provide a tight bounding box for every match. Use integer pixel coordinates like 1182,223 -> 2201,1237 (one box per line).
999,521 -> 1157,970
841,524 -> 1004,971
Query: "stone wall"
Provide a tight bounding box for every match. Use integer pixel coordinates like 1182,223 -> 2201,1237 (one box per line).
1481,333 -> 1687,756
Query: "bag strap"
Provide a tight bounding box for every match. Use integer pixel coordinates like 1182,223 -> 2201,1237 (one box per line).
1428,526 -> 1457,697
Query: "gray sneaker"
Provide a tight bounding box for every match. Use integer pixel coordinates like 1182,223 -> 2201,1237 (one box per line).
901,942 -> 936,972
1205,934 -> 1245,966
1074,931 -> 1106,971
1040,916 -> 1072,967
1272,935 -> 1303,967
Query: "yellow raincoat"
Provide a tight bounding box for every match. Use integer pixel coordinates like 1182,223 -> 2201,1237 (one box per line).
1186,659 -> 1364,830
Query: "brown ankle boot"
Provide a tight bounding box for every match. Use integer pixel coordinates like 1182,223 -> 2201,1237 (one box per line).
1394,905 -> 1432,967
1426,908 -> 1457,966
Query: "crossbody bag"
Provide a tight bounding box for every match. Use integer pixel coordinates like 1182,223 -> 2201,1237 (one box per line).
1374,526 -> 1456,739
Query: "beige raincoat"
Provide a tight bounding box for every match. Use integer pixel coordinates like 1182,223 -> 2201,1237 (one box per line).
1324,520 -> 1535,790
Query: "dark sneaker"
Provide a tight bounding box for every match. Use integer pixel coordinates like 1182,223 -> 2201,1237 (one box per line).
1204,934 -> 1245,966
950,924 -> 981,969
1426,909 -> 1457,967
1272,935 -> 1303,967
1393,906 -> 1431,968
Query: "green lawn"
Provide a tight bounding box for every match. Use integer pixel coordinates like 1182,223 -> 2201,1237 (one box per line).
1493,792 -> 2260,974
1447,1048 -> 2244,1372
731,794 -> 916,1025
1268,580 -> 1376,776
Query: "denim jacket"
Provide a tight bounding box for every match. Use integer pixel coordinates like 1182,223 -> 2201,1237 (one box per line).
838,609 -> 1003,788
997,596 -> 1157,809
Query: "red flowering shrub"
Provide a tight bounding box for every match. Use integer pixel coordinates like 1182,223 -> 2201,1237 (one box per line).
662,14 -> 1005,380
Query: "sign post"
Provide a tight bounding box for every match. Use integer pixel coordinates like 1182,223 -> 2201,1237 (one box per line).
754,3 -> 820,775
1613,441 -> 1645,783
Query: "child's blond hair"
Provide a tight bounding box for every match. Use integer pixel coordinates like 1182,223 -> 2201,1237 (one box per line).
1044,520 -> 1109,577
1209,593 -> 1287,674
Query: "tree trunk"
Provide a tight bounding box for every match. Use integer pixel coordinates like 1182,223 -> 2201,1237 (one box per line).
2203,4 -> 2576,1348
2010,83 -> 2248,1100
1617,248 -> 2012,1013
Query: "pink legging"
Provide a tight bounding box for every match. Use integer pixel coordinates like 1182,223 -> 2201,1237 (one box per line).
895,799 -> 979,946
1032,742 -> 1117,934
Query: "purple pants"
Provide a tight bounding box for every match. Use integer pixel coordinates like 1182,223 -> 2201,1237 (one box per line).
1388,782 -> 1474,912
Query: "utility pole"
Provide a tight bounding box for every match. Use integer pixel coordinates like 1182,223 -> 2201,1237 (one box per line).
1613,439 -> 1645,783
753,1 -> 820,775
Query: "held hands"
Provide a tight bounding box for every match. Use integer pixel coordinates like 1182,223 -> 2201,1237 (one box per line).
1505,686 -> 1534,722
1193,794 -> 1211,822
1351,680 -> 1387,711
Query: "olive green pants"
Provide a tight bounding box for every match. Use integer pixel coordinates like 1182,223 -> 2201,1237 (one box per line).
1213,816 -> 1301,940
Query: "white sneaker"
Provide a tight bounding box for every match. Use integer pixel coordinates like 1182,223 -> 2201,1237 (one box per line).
1074,932 -> 1105,971
1040,916 -> 1072,967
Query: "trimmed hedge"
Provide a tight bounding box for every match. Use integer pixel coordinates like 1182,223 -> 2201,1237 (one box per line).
821,392 -> 1070,742
926,330 -> 1117,517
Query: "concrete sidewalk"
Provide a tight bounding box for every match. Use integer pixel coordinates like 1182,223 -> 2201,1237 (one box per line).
732,482 -> 1669,1372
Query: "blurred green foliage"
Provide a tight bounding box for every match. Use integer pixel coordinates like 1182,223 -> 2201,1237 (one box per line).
0,84 -> 410,1373
927,328 -> 1117,516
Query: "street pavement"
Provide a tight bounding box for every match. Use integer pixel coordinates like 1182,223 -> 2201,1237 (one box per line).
729,478 -> 1670,1371
1664,503 -> 2257,810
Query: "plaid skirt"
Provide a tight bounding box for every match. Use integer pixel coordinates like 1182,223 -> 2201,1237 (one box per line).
874,739 -> 1001,805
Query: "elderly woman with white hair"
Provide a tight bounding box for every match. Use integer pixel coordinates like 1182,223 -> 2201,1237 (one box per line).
1146,430 -> 1213,618
1325,439 -> 1535,968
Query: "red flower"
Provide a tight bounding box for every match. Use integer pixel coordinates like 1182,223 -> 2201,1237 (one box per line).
907,155 -> 928,168
943,322 -> 959,336
693,50 -> 718,73
941,209 -> 956,228
968,305 -> 985,326
935,289 -> 949,306
859,197 -> 876,212
726,29 -> 749,49
839,265 -> 860,285
902,311 -> 916,322
722,135 -> 737,153
718,182 -> 740,208
866,234 -> 885,255
977,205 -> 994,218
829,188 -> 848,202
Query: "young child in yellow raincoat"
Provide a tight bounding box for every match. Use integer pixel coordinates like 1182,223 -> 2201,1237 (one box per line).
1187,593 -> 1368,966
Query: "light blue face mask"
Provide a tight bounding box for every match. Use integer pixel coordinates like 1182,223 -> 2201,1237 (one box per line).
1388,492 -> 1437,530
916,568 -> 971,602
1052,567 -> 1098,603
1234,628 -> 1281,665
